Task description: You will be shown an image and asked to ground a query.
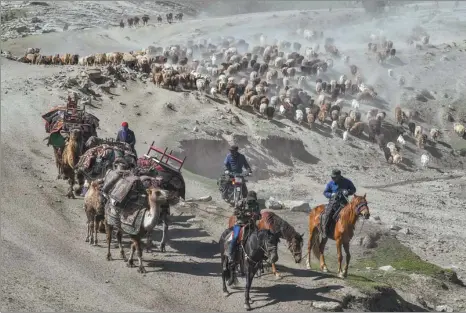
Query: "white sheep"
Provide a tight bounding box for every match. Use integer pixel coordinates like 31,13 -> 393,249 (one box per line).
326,58 -> 334,68
331,120 -> 338,134
343,130 -> 349,141
421,153 -> 430,168
196,78 -> 207,92
279,105 -> 286,115
334,98 -> 345,109
259,102 -> 267,115
317,94 -> 326,106
339,75 -> 347,85
210,87 -> 217,97
316,82 -> 322,93
250,71 -> 258,81
295,109 -> 304,124
393,153 -> 403,164
351,99 -> 360,110
388,69 -> 394,77
414,125 -> 422,138
376,112 -> 386,120
397,135 -> 406,146
330,80 -> 337,92
453,123 -> 465,137
386,142 -> 397,154
227,77 -> 235,84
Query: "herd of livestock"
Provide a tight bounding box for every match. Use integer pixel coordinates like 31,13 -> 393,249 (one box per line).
118,12 -> 184,28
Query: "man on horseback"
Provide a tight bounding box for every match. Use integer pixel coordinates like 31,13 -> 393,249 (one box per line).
226,191 -> 261,264
221,145 -> 252,201
321,169 -> 356,239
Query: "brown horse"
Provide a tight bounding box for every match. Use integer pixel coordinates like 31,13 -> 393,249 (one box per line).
228,210 -> 304,278
306,194 -> 370,278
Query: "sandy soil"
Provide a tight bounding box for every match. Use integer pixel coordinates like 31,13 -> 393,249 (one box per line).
1,1 -> 466,311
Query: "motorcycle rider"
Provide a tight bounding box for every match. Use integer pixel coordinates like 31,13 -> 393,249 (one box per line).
226,191 -> 261,282
222,145 -> 252,201
321,169 -> 356,239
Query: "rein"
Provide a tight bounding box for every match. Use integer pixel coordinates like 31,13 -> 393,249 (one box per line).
241,232 -> 274,267
342,195 -> 369,238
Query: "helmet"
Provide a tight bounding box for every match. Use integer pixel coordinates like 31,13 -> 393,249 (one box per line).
122,121 -> 128,127
246,190 -> 257,201
331,169 -> 341,178
229,145 -> 239,152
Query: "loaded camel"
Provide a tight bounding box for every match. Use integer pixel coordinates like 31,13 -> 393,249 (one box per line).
61,128 -> 86,199
105,186 -> 170,274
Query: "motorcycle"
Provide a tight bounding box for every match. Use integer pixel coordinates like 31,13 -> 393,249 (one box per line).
219,170 -> 251,207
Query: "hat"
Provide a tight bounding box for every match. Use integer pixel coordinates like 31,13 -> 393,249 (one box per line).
331,169 -> 341,178
121,122 -> 128,127
229,145 -> 239,151
246,190 -> 257,201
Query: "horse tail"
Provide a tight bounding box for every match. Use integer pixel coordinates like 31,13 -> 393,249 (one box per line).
310,227 -> 320,260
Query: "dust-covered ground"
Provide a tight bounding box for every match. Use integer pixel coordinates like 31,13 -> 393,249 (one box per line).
1,1 -> 466,312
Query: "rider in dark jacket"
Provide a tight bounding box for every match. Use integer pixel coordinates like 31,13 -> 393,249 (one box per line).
226,191 -> 261,265
321,169 -> 357,239
222,145 -> 252,200
116,121 -> 136,154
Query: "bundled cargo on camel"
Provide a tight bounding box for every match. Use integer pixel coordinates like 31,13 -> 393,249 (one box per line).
101,143 -> 187,266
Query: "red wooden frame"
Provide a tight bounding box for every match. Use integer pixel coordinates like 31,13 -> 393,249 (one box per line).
144,141 -> 186,171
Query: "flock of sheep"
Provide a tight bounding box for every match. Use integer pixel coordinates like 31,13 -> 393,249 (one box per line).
5,25 -> 466,168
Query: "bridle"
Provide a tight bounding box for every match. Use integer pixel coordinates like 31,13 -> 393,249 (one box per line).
241,230 -> 277,267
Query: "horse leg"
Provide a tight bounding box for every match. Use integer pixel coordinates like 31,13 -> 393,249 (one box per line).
135,239 -> 146,274
271,263 -> 281,278
306,226 -> 315,269
106,223 -> 113,260
336,239 -> 344,278
319,238 -> 329,272
127,240 -> 136,267
117,230 -> 126,261
342,241 -> 351,278
244,264 -> 256,311
222,254 -> 230,297
159,213 -> 169,252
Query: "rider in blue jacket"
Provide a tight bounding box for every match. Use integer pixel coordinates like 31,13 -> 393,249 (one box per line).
222,145 -> 252,200
321,169 -> 357,238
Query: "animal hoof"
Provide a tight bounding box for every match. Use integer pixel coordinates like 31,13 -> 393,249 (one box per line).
322,267 -> 329,273
127,261 -> 134,268
223,291 -> 230,298
137,266 -> 147,274
274,273 -> 282,279
85,238 -> 89,242
106,255 -> 112,261
244,303 -> 252,311
160,243 -> 166,252
338,272 -> 345,279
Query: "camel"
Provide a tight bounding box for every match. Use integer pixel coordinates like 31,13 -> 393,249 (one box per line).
84,180 -> 105,245
106,186 -> 169,274
61,128 -> 85,199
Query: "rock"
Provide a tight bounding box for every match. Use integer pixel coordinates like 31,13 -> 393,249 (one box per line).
435,305 -> 453,312
265,197 -> 283,210
31,17 -> 42,23
282,200 -> 310,212
369,215 -> 381,224
399,227 -> 411,235
192,126 -> 199,132
86,68 -> 102,81
311,301 -> 342,311
390,225 -> 401,231
361,234 -> 378,249
15,26 -> 28,33
187,217 -> 202,223
198,195 -> 212,202
379,265 -> 396,272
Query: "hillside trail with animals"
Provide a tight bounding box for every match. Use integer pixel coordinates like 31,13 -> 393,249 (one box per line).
1,1 -> 466,312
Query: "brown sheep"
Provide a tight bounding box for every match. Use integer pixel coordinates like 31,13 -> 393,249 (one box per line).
330,109 -> 339,121
416,133 -> 427,149
228,87 -> 237,105
337,112 -> 348,129
52,54 -> 61,65
344,116 -> 355,131
349,121 -> 365,137
307,112 -> 316,128
394,106 -> 403,125
153,72 -> 164,87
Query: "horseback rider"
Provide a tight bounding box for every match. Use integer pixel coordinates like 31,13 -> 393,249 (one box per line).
226,190 -> 261,263
116,122 -> 137,155
321,169 -> 356,239
222,145 -> 252,200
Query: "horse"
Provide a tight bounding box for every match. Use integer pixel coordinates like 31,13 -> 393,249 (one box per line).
305,193 -> 370,278
219,226 -> 279,311
228,210 -> 303,278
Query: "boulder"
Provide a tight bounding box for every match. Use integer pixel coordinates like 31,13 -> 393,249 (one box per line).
379,265 -> 396,272
435,305 -> 453,312
311,301 -> 342,311
282,200 -> 310,212
265,197 -> 283,210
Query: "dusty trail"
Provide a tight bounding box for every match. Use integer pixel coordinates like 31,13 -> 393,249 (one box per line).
2,1 -> 466,311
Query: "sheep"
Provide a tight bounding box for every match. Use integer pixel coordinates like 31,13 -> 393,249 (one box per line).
343,130 -> 349,141
414,125 -> 422,138
421,154 -> 430,168
408,122 -> 416,136
416,133 -> 427,149
367,108 -> 379,121
376,112 -> 386,120
397,135 -> 406,146
393,153 -> 403,164
349,110 -> 361,122
316,82 -> 322,93
388,69 -> 394,77
210,87 -> 218,97
344,116 -> 355,131
307,111 -> 316,128
295,109 -> 304,124
349,121 -> 365,137
196,78 -> 207,92
430,128 -> 440,142
453,123 -> 465,137
331,120 -> 338,134
351,99 -> 360,110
